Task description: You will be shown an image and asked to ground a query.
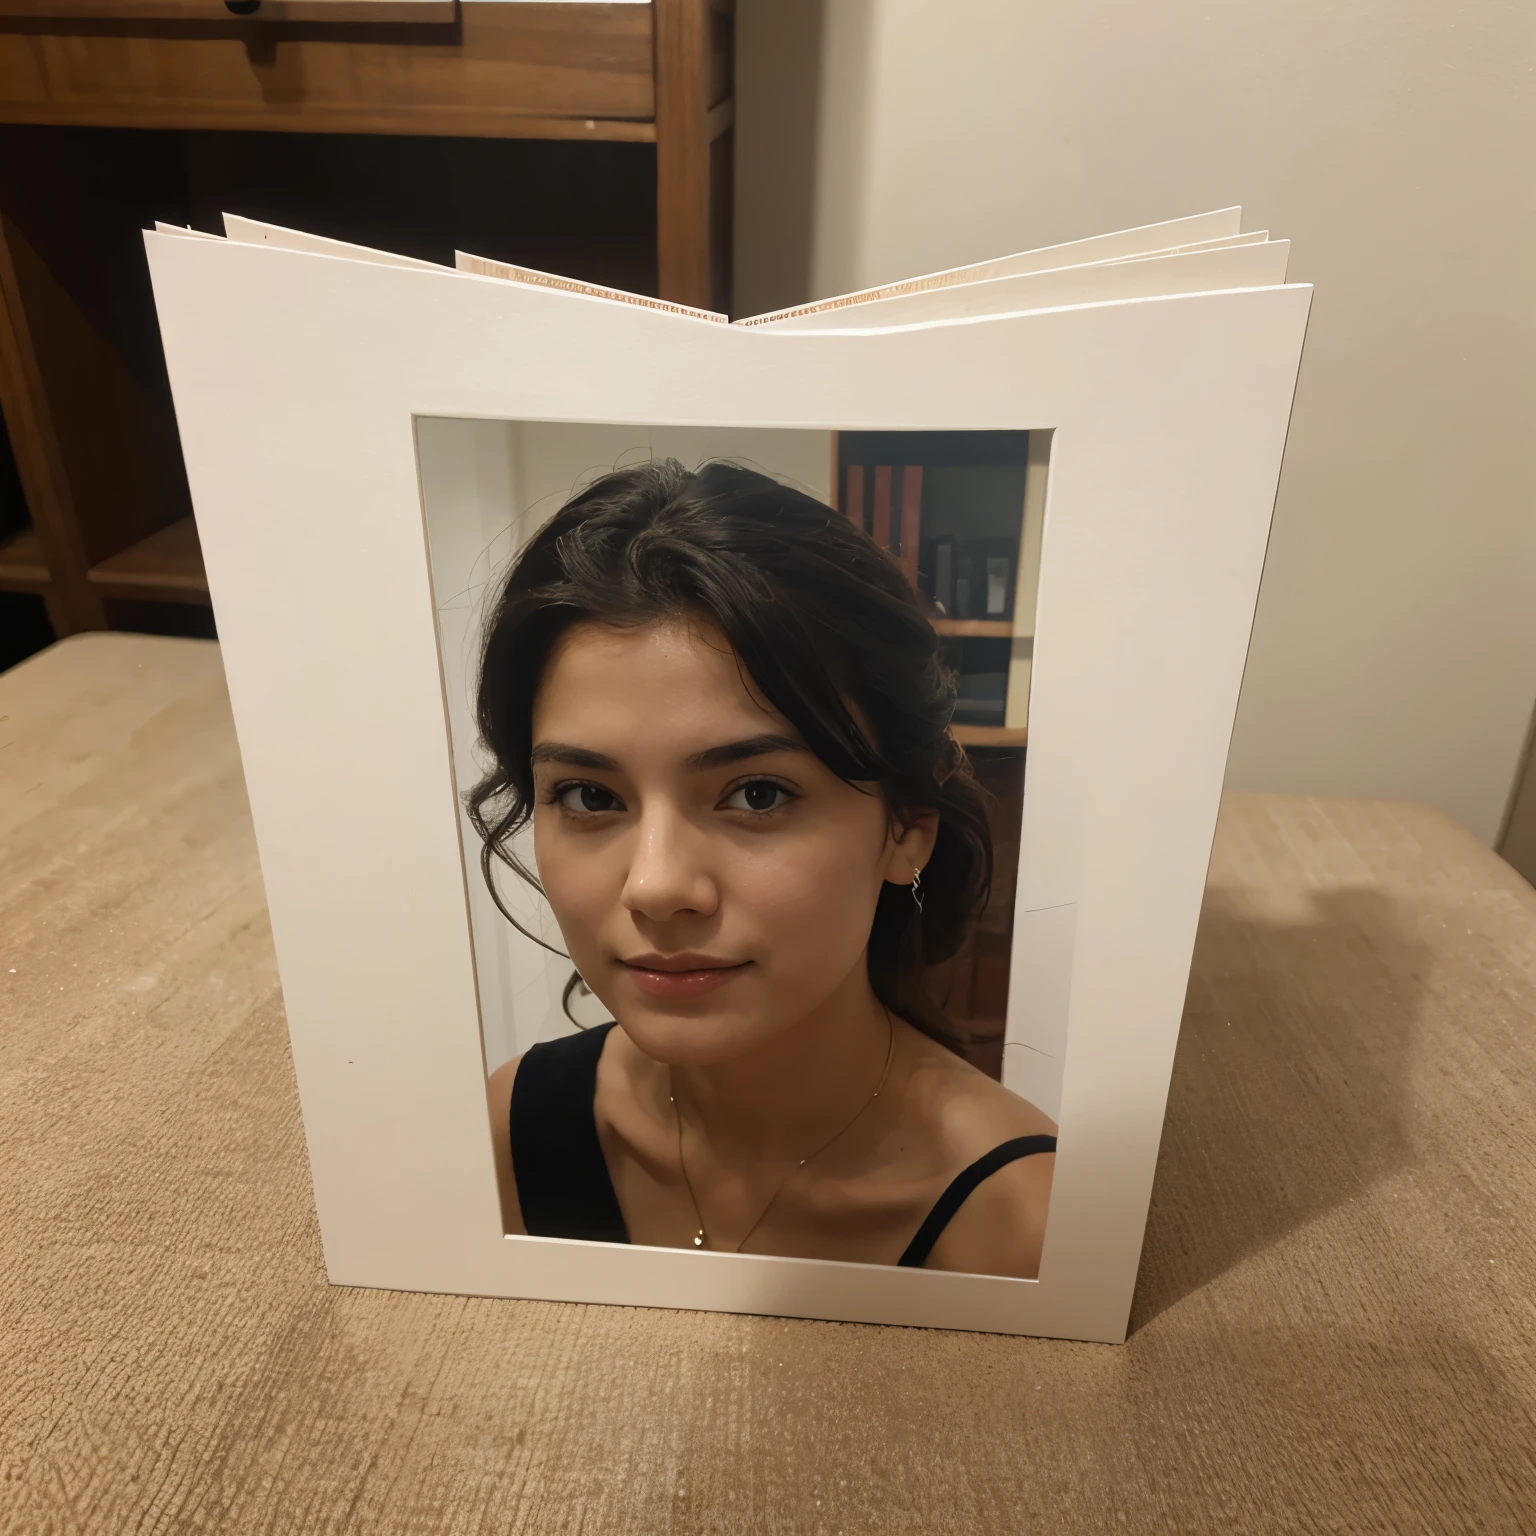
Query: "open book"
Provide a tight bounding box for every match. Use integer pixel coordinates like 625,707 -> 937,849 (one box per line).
143,210 -> 1307,1341
157,205 -> 1291,750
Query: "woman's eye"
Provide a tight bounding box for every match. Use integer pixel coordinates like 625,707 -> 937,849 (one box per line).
555,782 -> 622,815
722,779 -> 794,815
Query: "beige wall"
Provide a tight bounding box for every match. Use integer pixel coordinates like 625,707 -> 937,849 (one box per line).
735,0 -> 1536,844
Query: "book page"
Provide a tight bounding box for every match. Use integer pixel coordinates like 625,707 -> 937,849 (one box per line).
455,252 -> 728,324
758,241 -> 1292,332
735,208 -> 1245,327
152,223 -> 223,241
1106,230 -> 1269,262
223,215 -> 444,271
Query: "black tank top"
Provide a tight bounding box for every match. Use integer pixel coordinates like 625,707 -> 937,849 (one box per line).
510,1023 -> 1057,1268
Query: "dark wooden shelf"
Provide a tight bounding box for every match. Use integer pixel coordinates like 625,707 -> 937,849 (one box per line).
0,3 -> 455,21
952,725 -> 1027,749
87,516 -> 208,604
0,0 -> 731,635
0,526 -> 50,593
0,5 -> 667,140
932,618 -> 1013,638
0,1 -> 734,641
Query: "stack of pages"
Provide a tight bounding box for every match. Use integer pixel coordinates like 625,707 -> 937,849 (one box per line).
163,204 -> 1290,328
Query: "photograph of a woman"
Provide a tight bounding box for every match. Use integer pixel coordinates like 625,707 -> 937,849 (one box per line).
476,459 -> 1056,1279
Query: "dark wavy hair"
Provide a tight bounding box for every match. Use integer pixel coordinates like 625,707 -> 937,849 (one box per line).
467,458 -> 993,1054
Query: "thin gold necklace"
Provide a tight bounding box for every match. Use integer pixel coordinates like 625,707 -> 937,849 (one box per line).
667,1010 -> 896,1254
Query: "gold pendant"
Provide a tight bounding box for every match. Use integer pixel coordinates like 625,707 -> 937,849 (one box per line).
693,1229 -> 705,1248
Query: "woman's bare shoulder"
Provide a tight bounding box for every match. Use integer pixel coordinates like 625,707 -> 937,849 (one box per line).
901,1026 -> 1058,1153
487,1053 -> 526,1236
921,1150 -> 1055,1279
488,1052 -> 522,1098
897,1026 -> 1056,1279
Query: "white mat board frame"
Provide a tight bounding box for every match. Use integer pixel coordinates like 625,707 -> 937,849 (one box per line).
145,231 -> 1309,1342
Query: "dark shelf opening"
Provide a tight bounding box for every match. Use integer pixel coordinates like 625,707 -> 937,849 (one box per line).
0,592 -> 55,673
928,746 -> 1027,1081
0,407 -> 55,671
0,122 -> 665,642
100,598 -> 218,640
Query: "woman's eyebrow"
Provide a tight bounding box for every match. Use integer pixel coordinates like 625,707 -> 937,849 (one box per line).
686,734 -> 809,771
529,743 -> 620,770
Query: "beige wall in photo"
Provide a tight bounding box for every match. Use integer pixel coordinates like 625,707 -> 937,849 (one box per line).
735,0 -> 1536,845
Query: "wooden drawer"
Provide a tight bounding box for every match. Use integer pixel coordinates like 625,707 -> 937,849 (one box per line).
0,3 -> 455,20
0,2 -> 658,138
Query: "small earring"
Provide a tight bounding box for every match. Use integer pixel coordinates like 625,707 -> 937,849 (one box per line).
910,867 -> 924,914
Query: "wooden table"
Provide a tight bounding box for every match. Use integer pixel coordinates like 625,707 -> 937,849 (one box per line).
3,633 -> 1534,1534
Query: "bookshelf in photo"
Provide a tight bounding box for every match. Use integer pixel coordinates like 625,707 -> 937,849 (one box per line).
834,427 -> 1050,1078
835,429 -> 1048,748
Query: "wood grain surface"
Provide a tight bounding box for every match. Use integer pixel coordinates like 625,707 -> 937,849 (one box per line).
654,0 -> 714,310
86,514 -> 208,603
3,632 -> 1534,1534
0,4 -> 455,21
0,3 -> 656,137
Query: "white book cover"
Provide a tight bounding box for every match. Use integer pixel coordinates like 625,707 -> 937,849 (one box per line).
144,213 -> 1309,1343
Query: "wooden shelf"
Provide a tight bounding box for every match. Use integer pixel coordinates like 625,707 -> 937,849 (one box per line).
931,618 -> 1013,638
87,517 -> 209,605
952,725 -> 1028,749
0,527 -> 50,593
0,0 -> 734,641
0,5 -> 672,140
0,2 -> 457,20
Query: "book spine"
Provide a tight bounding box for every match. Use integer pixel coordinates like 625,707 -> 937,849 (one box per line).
872,466 -> 893,551
986,556 -> 1010,615
899,465 -> 923,588
844,465 -> 865,531
1005,429 -> 1051,729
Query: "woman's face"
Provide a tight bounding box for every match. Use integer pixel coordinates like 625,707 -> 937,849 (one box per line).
529,617 -> 934,1068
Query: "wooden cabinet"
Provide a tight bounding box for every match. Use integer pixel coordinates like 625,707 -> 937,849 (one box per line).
0,1 -> 734,640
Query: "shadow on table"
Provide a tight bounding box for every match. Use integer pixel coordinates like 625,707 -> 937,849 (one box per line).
1129,884 -> 1430,1331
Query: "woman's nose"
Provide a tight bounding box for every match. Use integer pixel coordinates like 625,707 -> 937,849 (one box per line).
619,807 -> 719,922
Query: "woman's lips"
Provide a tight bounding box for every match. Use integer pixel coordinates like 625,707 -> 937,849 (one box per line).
621,960 -> 750,1001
